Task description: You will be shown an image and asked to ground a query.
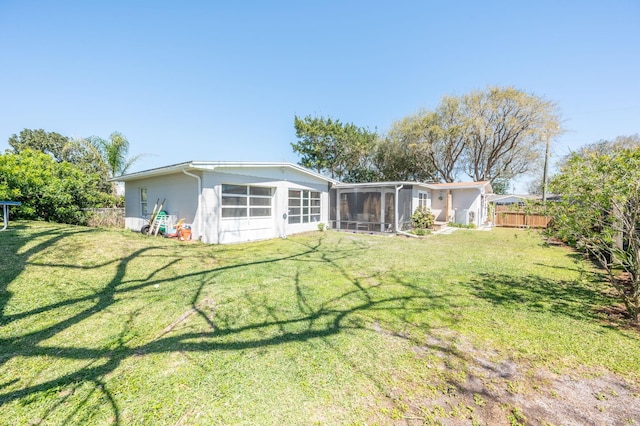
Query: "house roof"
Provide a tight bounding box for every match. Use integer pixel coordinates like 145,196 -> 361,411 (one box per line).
114,162 -> 492,193
487,193 -> 560,203
487,194 -> 532,203
430,181 -> 492,190
334,180 -> 492,192
113,161 -> 338,184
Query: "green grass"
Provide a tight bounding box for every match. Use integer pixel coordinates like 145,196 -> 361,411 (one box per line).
1,222 -> 639,425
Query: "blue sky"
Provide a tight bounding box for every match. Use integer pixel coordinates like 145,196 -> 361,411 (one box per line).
1,1 -> 638,191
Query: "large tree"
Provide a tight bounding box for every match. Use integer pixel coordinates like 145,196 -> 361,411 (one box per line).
291,115 -> 377,180
382,97 -> 469,183
8,129 -> 71,162
87,131 -> 144,178
376,87 -> 562,185
374,123 -> 440,182
460,87 -> 562,183
548,146 -> 640,322
7,129 -> 143,194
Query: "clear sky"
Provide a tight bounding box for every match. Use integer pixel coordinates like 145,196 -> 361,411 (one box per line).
1,1 -> 638,192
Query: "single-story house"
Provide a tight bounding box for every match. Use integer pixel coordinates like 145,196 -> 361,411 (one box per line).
116,161 -> 492,243
487,194 -> 536,205
330,181 -> 492,232
116,161 -> 335,244
487,193 -> 560,205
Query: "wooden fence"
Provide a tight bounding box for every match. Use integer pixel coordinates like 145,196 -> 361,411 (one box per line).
493,205 -> 551,228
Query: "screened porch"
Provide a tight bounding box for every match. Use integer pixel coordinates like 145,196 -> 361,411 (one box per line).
329,185 -> 413,232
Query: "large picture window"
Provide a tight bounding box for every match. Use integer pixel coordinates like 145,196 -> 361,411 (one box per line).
288,190 -> 321,224
221,184 -> 273,218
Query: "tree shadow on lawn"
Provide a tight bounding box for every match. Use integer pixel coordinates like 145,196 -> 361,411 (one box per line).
467,271 -> 614,322
0,231 -> 463,425
0,223 -> 99,321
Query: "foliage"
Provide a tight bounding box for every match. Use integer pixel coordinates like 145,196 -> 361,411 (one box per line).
62,137 -> 112,192
7,128 -> 70,162
8,129 -> 107,179
557,134 -> 640,170
411,205 -> 435,229
376,113 -> 441,182
382,97 -> 469,183
459,87 -> 562,183
291,115 -> 377,180
526,177 -> 544,195
301,87 -> 562,186
6,128 -> 144,194
491,178 -> 511,195
86,131 -> 145,178
340,164 -> 379,183
0,150 -> 117,225
372,136 -> 436,182
381,87 -> 561,185
548,147 -> 640,321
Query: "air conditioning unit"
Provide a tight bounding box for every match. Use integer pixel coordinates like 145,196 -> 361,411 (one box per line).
455,209 -> 469,225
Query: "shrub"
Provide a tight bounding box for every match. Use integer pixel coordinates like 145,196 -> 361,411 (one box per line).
548,147 -> 640,321
411,206 -> 435,230
0,149 -> 118,225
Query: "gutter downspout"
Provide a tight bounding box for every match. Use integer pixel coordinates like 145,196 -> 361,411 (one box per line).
395,184 -> 403,233
183,169 -> 202,240
335,187 -> 341,230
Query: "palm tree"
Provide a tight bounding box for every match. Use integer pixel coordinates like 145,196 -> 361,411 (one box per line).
91,132 -> 144,178
67,132 -> 145,197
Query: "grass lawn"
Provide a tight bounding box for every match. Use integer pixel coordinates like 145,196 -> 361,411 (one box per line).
1,222 -> 639,425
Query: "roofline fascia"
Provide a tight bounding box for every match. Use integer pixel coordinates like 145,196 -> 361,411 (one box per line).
112,161 -> 337,184
189,161 -> 338,184
110,162 -> 193,182
333,181 -> 422,188
334,181 -> 492,191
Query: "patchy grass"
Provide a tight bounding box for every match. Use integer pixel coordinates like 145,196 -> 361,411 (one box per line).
1,222 -> 639,425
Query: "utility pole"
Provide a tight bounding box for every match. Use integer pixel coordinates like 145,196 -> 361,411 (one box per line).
542,132 -> 550,203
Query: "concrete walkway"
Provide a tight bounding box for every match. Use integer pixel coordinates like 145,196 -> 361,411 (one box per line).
433,226 -> 458,235
433,224 -> 494,235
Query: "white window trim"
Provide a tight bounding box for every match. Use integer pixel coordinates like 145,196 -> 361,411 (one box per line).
221,184 -> 274,219
288,189 -> 321,224
418,191 -> 431,209
140,188 -> 148,216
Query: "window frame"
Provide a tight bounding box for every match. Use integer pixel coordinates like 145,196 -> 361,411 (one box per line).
140,188 -> 148,216
418,191 -> 431,209
221,184 -> 273,219
288,189 -> 321,224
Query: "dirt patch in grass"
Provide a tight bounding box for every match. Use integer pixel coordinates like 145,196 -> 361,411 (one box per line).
372,330 -> 640,425
458,358 -> 640,426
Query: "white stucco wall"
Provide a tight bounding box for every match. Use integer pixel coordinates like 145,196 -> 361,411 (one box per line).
430,190 -> 447,222
450,188 -> 483,226
124,172 -> 199,232
409,186 -> 487,226
200,169 -> 329,244
123,165 -> 330,244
